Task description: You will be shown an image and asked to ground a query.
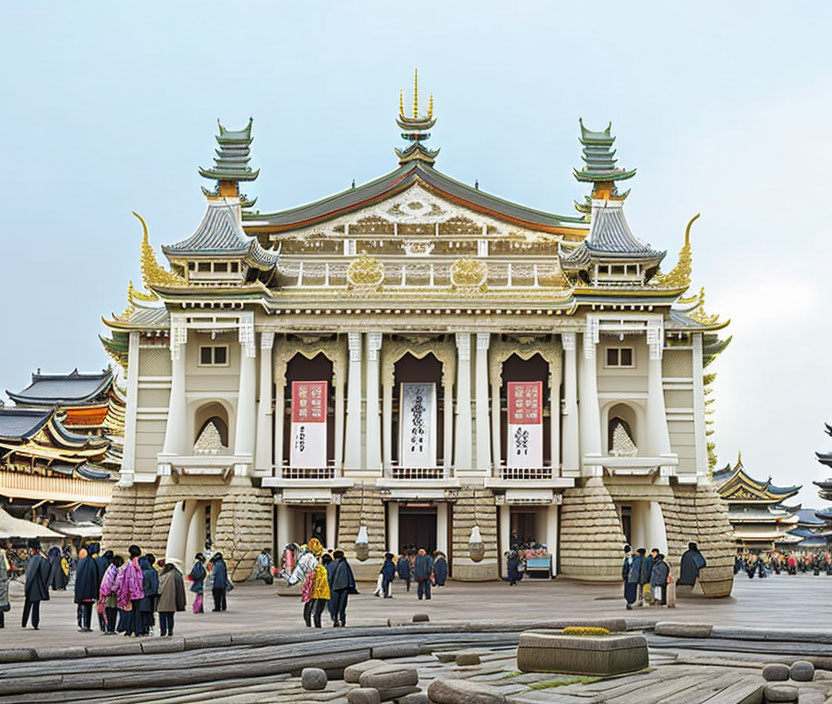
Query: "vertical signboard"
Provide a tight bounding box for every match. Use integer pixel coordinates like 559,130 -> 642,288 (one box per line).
399,382 -> 437,468
290,381 -> 328,468
507,381 -> 543,468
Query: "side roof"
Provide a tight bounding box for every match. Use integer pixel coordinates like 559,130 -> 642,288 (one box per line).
7,369 -> 114,405
243,161 -> 588,237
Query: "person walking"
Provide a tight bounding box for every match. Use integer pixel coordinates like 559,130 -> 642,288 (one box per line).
622,545 -> 636,610
433,551 -> 448,587
380,553 -> 396,598
0,547 -> 10,628
628,548 -> 649,608
138,556 -> 159,636
99,555 -> 123,634
397,552 -> 411,592
92,547 -> 112,632
22,540 -> 50,629
188,553 -> 206,614
414,548 -> 433,601
506,546 -> 522,587
322,552 -> 336,624
47,545 -> 69,591
73,546 -> 100,632
156,561 -> 186,637
255,548 -> 273,585
650,553 -> 669,606
329,549 -> 356,627
118,545 -> 144,637
679,542 -> 707,587
303,549 -> 330,627
209,552 -> 230,612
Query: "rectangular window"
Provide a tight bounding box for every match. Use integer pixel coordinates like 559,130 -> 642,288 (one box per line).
606,347 -> 634,368
230,262 -> 239,273
197,262 -> 211,272
214,262 -> 228,272
199,345 -> 229,366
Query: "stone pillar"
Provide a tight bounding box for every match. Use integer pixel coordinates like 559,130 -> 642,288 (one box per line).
475,333 -> 491,473
443,373 -> 454,475
276,503 -> 290,554
234,319 -> 257,475
334,369 -> 345,471
436,502 -> 449,556
578,320 -> 603,476
255,332 -> 274,474
498,504 -> 511,578
344,332 -> 363,470
546,503 -> 559,577
561,333 -> 579,477
120,331 -> 140,486
165,500 -> 194,567
326,503 -> 337,550
162,323 -> 188,457
185,503 -> 205,565
646,319 -> 673,473
273,345 -> 286,478
382,376 -> 393,473
692,333 -> 708,476
549,344 -> 561,472
365,333 -> 383,472
387,502 -> 399,555
454,333 -> 473,471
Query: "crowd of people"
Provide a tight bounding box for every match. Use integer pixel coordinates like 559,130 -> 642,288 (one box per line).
0,539 -> 235,635
621,542 -> 707,609
735,550 -> 832,578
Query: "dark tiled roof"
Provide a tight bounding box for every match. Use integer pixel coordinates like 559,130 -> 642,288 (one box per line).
7,370 -> 113,405
244,162 -> 586,234
0,408 -> 52,440
163,201 -> 278,271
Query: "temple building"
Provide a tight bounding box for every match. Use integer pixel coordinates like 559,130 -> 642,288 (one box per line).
0,369 -> 124,536
813,423 -> 832,543
101,74 -> 735,594
713,453 -> 801,551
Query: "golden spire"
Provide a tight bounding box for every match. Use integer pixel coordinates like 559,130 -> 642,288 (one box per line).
135,211 -> 186,288
128,279 -> 158,303
413,68 -> 418,118
655,213 -> 699,289
689,287 -> 721,325
399,89 -> 404,117
428,92 -> 434,119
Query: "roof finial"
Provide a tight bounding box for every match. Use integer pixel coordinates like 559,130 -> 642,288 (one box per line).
737,449 -> 742,466
428,92 -> 434,119
134,211 -> 186,289
654,213 -> 699,289
413,68 -> 418,119
399,90 -> 404,118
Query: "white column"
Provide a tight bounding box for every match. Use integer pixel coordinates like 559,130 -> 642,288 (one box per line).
382,377 -> 393,472
255,332 -> 275,473
120,331 -> 140,486
344,332 -> 363,470
326,503 -> 337,550
436,503 -> 449,556
646,319 -> 674,473
549,351 -> 561,472
546,503 -> 559,577
490,376 -> 502,477
498,505 -> 511,578
443,377 -> 454,475
185,503 -> 205,565
692,333 -> 708,477
578,319 -> 603,476
365,333 -> 383,472
162,322 -> 188,457
165,500 -> 195,567
334,368 -> 345,471
454,333 -> 473,472
561,333 -> 580,477
234,318 -> 257,475
387,502 -> 399,555
475,333 -> 491,473
274,350 -> 286,477
276,504 -> 290,553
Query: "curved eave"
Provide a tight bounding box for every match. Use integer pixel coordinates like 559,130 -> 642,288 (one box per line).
6,378 -> 113,406
198,167 -> 260,182
148,282 -> 271,300
101,315 -> 169,332
243,163 -> 588,238
572,285 -> 687,299
573,168 -> 637,182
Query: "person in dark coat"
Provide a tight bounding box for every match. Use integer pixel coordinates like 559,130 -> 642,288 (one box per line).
628,548 -> 649,607
380,553 -> 396,598
678,542 -> 707,586
0,546 -> 11,628
397,553 -> 411,592
322,553 -> 336,622
47,545 -> 68,591
414,548 -> 433,601
94,550 -> 113,631
650,553 -> 669,606
22,540 -> 50,629
156,562 -> 186,636
433,551 -> 448,587
506,547 -> 522,587
73,548 -> 100,631
137,556 -> 159,635
329,550 -> 356,627
622,545 -> 636,609
209,552 -> 230,612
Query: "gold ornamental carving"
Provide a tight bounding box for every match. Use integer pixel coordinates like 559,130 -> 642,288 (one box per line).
347,255 -> 384,291
450,258 -> 487,290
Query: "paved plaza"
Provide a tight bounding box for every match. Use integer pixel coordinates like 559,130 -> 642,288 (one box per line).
2,573 -> 830,647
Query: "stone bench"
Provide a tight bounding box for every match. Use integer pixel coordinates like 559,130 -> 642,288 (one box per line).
517,631 -> 649,676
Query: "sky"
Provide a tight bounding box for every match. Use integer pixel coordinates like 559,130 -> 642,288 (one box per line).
1,2 -> 831,506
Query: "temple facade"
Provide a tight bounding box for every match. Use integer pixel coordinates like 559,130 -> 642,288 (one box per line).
713,453 -> 801,551
101,76 -> 735,594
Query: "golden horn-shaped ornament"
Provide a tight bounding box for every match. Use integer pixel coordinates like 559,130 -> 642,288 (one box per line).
413,68 -> 418,118
428,92 -> 434,119
399,89 -> 404,117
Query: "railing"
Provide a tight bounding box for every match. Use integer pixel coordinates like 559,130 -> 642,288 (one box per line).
500,467 -> 554,480
280,466 -> 336,480
390,466 -> 446,480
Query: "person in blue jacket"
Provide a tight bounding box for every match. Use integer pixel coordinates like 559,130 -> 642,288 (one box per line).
397,552 -> 411,592
380,553 -> 396,598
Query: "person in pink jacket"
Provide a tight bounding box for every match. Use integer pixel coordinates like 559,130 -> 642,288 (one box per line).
118,545 -> 144,637
98,555 -> 123,634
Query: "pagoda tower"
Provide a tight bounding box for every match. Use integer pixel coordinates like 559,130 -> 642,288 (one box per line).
813,423 -> 832,540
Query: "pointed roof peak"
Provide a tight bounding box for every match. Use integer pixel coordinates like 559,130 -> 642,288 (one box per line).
573,119 -> 636,187
396,69 -> 439,166
200,118 -> 259,184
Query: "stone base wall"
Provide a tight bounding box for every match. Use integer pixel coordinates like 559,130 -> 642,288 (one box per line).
451,488 -> 498,581
560,481 -> 627,581
214,480 -> 273,581
101,483 -> 157,555
337,485 -> 385,580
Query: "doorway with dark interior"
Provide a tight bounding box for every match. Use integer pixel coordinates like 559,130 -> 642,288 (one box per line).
398,505 -> 437,553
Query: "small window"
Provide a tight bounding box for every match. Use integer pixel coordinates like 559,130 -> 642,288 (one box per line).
197,262 -> 211,272
214,262 -> 228,272
229,262 -> 239,273
199,345 -> 229,366
188,262 -> 196,271
606,347 -> 634,368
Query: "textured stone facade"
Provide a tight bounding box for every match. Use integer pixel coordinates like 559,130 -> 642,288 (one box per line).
451,488 -> 498,580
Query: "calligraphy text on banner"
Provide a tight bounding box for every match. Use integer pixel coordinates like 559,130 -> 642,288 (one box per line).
290,381 -> 328,468
399,382 -> 437,469
507,381 -> 543,468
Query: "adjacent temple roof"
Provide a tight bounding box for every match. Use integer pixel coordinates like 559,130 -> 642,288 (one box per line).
572,119 -> 637,184
199,118 -> 259,183
713,453 -> 801,503
162,200 -> 279,272
7,369 -> 115,406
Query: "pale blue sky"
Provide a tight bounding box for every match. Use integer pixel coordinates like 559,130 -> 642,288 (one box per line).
2,3 -> 831,505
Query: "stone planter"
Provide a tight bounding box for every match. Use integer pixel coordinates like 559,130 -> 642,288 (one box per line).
469,541 -> 485,562
517,631 -> 648,676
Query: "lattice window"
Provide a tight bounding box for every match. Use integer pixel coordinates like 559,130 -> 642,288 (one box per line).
139,347 -> 172,376
663,350 -> 693,377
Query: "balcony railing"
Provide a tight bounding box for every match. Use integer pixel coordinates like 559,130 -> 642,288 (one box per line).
280,464 -> 336,480
390,466 -> 446,480
500,467 -> 554,481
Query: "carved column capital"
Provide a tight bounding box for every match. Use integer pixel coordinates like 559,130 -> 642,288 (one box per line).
456,332 -> 471,362
348,332 -> 362,361
583,318 -> 599,360
561,332 -> 576,351
367,332 -> 382,361
260,331 -> 275,350
647,319 -> 664,360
